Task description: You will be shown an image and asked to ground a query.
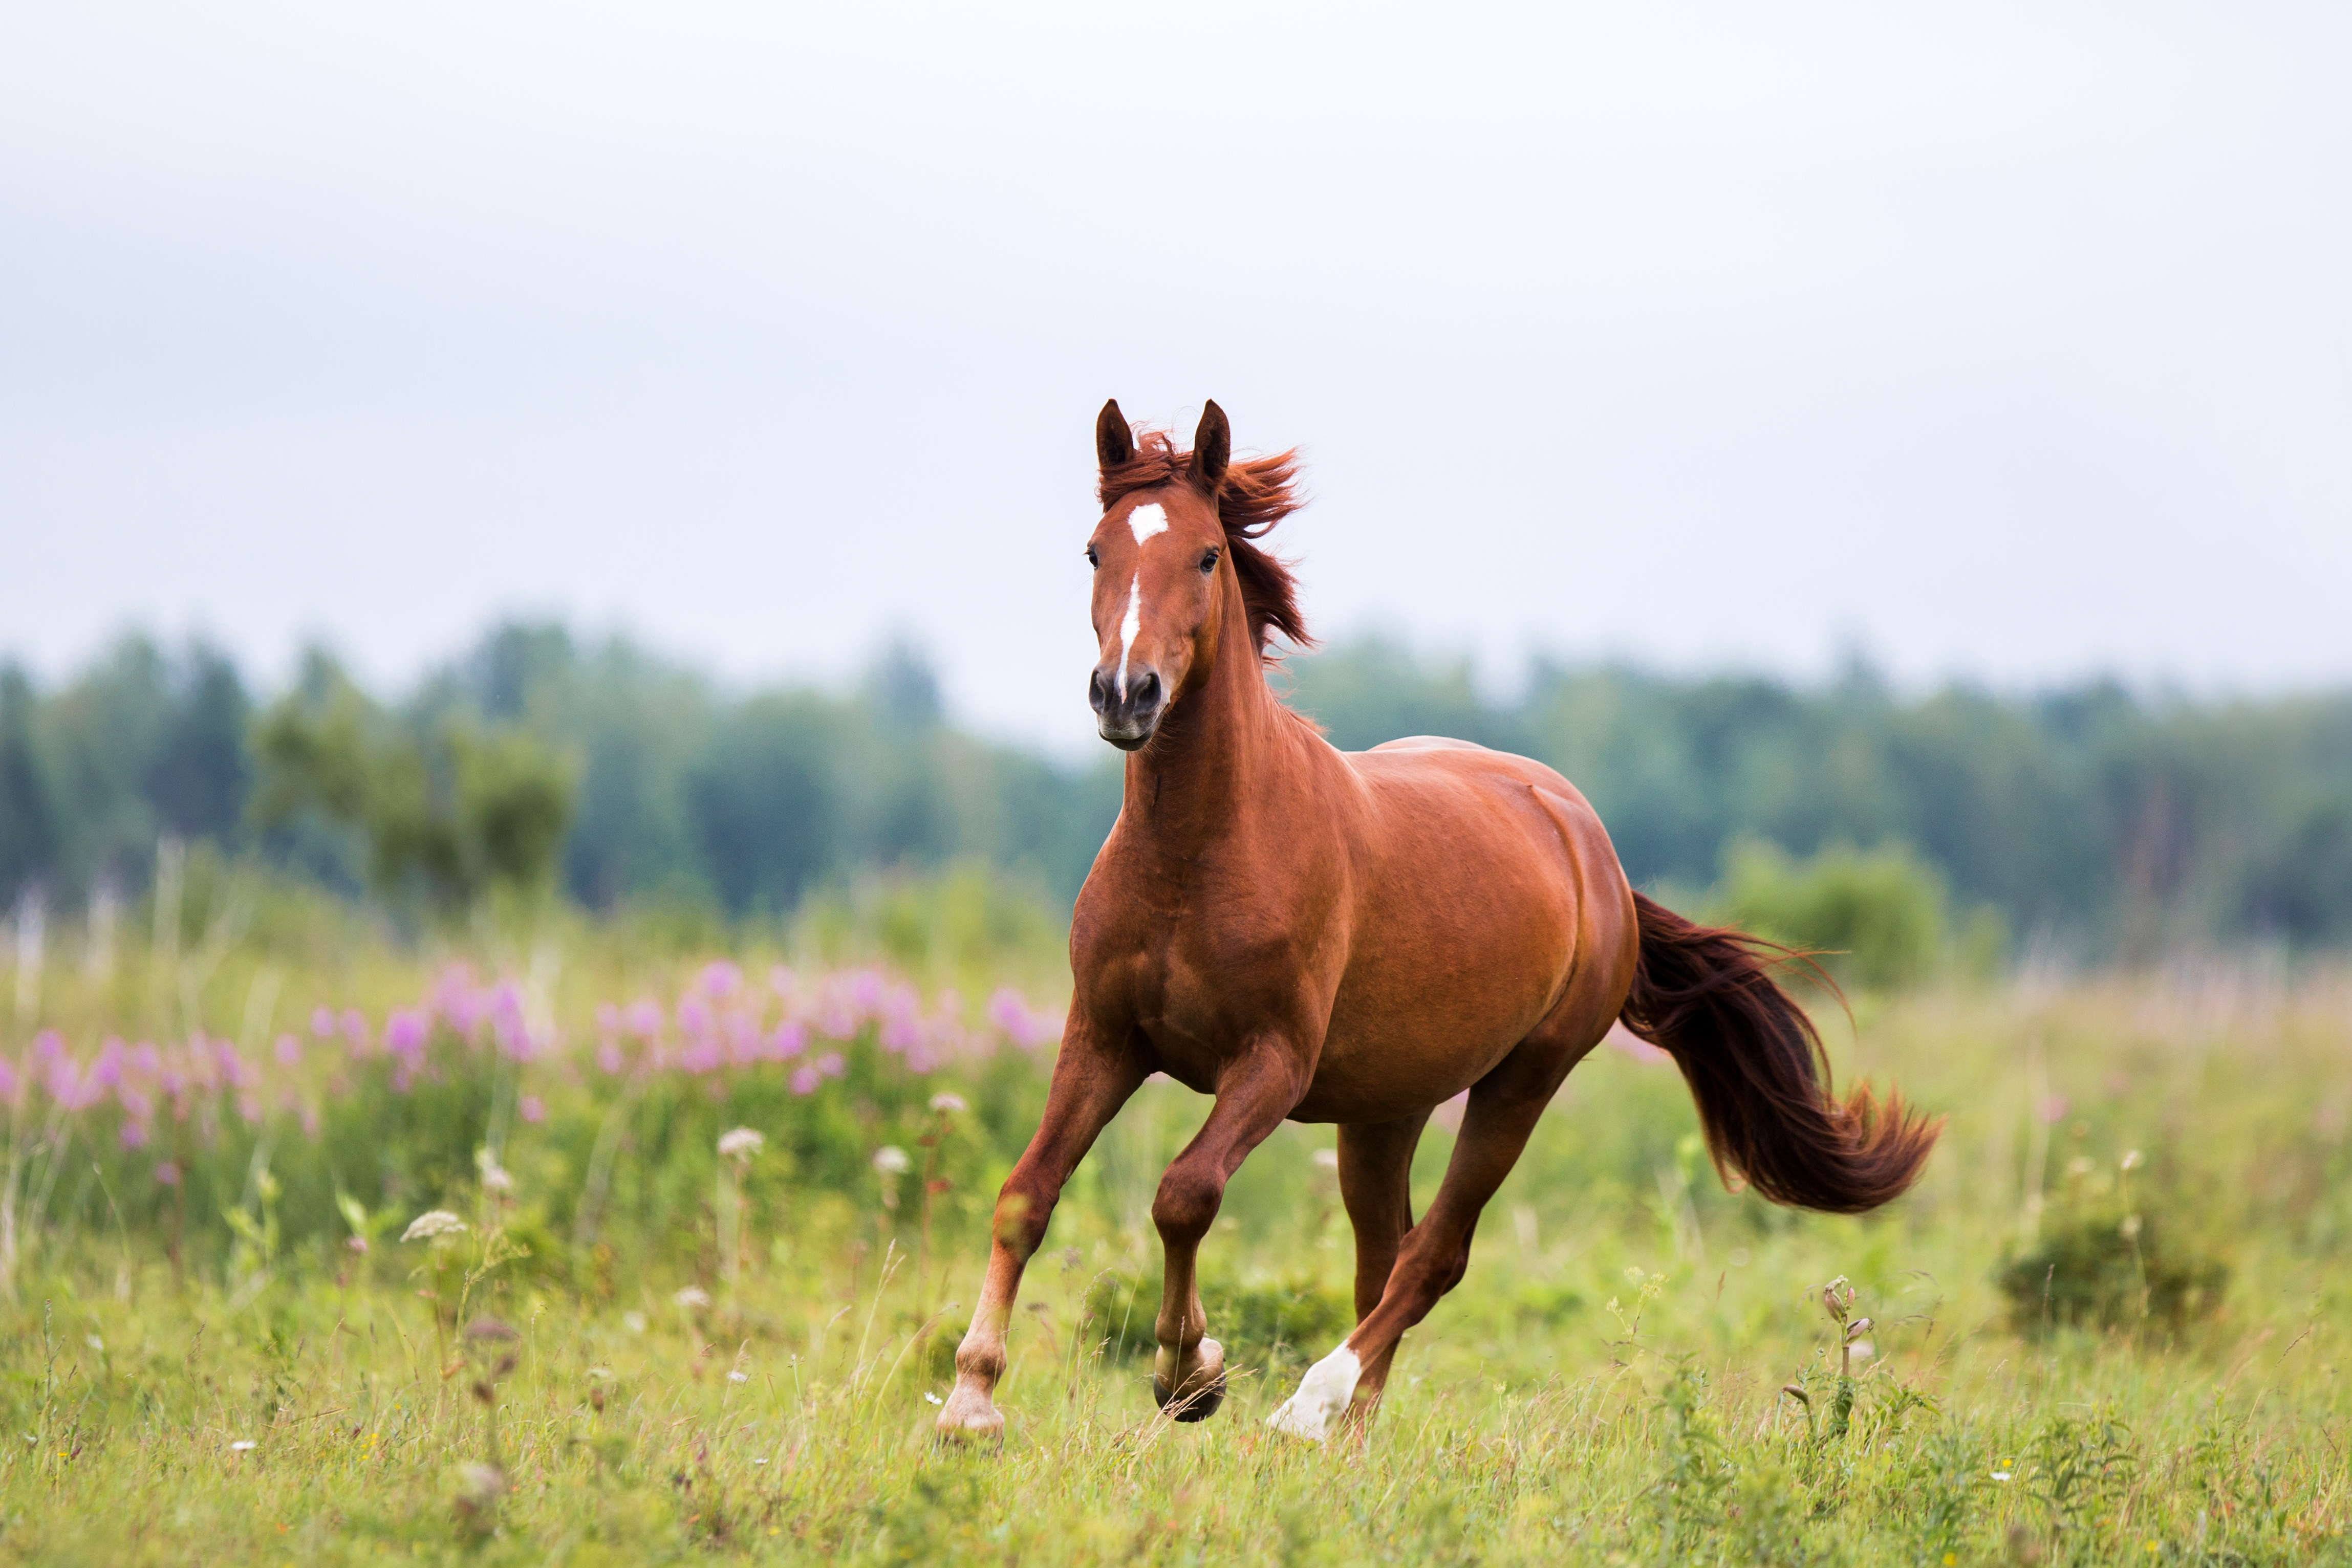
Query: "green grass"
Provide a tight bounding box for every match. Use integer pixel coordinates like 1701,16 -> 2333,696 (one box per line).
1,911 -> 2348,1562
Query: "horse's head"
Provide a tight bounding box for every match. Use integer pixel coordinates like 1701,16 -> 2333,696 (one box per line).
1085,400 -> 1240,751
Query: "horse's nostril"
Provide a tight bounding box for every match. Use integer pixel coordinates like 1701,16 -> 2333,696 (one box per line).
1089,670 -> 1109,712
1135,671 -> 1161,708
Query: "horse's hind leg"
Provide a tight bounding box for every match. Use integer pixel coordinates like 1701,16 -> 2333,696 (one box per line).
1271,1022 -> 1600,1442
1149,1043 -> 1304,1422
1334,1112 -> 1430,1427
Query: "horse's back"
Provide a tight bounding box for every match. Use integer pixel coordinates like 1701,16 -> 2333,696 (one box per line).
1339,739 -> 1622,919
1343,736 -> 1602,841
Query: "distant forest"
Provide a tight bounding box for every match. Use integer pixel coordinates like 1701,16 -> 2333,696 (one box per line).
3,624 -> 2348,957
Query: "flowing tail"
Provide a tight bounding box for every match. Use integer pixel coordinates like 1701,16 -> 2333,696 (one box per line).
1618,892 -> 1940,1214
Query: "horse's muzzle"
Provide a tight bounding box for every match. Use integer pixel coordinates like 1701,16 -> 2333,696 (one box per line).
1090,666 -> 1163,751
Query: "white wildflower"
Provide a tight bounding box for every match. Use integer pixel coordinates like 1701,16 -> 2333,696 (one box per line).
230,1440 -> 256,1452
872,1145 -> 912,1175
728,1370 -> 749,1384
927,1093 -> 967,1114
718,1126 -> 765,1161
475,1147 -> 515,1194
674,1285 -> 713,1310
924,1391 -> 943,1405
2120,1148 -> 2144,1171
402,1209 -> 468,1243
622,1312 -> 648,1333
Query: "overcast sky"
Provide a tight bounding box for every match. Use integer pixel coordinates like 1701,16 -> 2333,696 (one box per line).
3,2 -> 2346,755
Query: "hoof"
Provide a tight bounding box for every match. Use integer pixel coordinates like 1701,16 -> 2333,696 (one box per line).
1152,1337 -> 1226,1423
934,1385 -> 1006,1445
934,1411 -> 1005,1444
1152,1368 -> 1227,1423
1266,1343 -> 1362,1444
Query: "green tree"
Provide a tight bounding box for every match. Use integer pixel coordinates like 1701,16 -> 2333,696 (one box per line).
1715,840 -> 1949,989
252,662 -> 574,914
0,666 -> 60,907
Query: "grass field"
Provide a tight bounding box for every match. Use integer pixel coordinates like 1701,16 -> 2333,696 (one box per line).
0,886 -> 2345,1564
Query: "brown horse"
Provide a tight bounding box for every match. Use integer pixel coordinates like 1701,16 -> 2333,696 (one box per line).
936,400 -> 1938,1444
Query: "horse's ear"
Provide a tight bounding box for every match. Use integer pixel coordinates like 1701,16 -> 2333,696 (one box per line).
1188,400 -> 1230,491
1096,399 -> 1134,470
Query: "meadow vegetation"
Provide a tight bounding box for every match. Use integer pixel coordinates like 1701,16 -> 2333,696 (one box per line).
0,859 -> 2345,1564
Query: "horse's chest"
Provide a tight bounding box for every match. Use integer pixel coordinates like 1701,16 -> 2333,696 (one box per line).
1132,942 -> 1234,1049
1075,836 -> 1341,1079
1104,920 -> 1332,1087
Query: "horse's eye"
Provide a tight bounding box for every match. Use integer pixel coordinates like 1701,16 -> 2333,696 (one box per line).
1086,547 -> 1099,569
1199,549 -> 1220,574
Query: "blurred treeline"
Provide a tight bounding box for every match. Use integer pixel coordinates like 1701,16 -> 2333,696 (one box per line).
3,625 -> 2349,964
0,626 -> 1113,927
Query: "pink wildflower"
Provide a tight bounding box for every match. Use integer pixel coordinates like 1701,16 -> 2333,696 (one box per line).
848,969 -> 884,1014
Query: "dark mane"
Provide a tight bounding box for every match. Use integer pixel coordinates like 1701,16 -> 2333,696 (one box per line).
1097,428 -> 1312,660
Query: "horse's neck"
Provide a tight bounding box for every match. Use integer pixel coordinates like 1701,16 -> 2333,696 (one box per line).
1121,630 -> 1300,861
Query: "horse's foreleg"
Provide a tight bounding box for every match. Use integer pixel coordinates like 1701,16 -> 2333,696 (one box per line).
937,1023 -> 1145,1442
1333,1112 -> 1429,1428
1150,1044 -> 1306,1422
1270,1073 -> 1553,1442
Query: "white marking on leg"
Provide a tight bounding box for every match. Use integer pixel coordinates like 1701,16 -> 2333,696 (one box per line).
1267,1343 -> 1361,1442
1127,502 -> 1168,545
1115,576 -> 1141,698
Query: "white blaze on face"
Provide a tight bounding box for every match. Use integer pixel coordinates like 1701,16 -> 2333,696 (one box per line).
1266,1342 -> 1361,1442
1115,579 -> 1142,698
1115,504 -> 1170,699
